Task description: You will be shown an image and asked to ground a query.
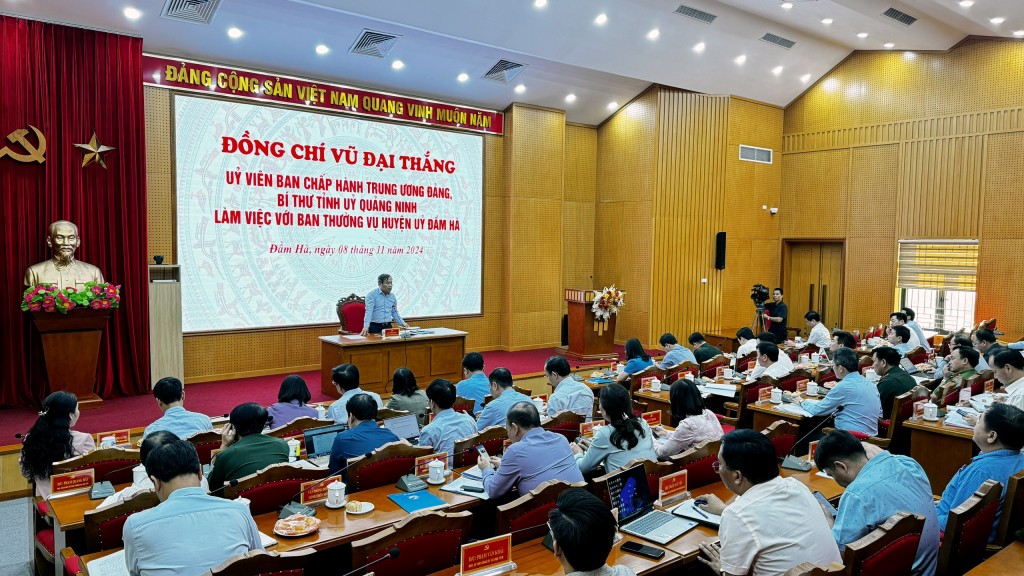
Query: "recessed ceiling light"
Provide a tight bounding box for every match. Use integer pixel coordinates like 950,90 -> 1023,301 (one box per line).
647,29 -> 660,40
316,44 -> 329,54
392,60 -> 404,69
884,43 -> 895,48
772,66 -> 784,75
566,94 -> 576,102
595,14 -> 607,25
123,7 -> 141,20
781,2 -> 793,9
991,17 -> 1006,24
1014,30 -> 1024,37
227,27 -> 243,39
959,1 -> 974,6
607,102 -> 618,110
822,18 -> 833,24
857,32 -> 869,38
534,0 -> 547,7
457,73 -> 469,82
693,42 -> 706,53
735,55 -> 747,64
515,84 -> 526,93
800,74 -> 811,82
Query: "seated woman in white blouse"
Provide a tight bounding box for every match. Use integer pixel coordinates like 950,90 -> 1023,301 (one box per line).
653,379 -> 724,459
20,391 -> 95,499
572,384 -> 657,474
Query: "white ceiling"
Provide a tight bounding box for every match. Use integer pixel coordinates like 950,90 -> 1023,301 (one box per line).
5,0 -> 1024,125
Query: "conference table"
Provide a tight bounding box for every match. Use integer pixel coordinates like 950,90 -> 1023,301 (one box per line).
964,540 -> 1024,575
903,417 -> 978,494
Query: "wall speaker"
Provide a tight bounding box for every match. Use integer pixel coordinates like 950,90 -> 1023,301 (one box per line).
715,232 -> 726,270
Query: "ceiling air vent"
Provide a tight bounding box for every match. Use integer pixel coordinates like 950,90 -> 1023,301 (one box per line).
882,7 -> 917,26
161,0 -> 222,25
760,32 -> 796,50
481,59 -> 527,84
349,29 -> 401,58
739,145 -> 773,164
674,5 -> 718,24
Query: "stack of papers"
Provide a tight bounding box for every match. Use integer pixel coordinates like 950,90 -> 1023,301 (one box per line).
944,407 -> 979,429
776,403 -> 813,417
698,384 -> 739,398
441,475 -> 490,499
86,550 -> 128,576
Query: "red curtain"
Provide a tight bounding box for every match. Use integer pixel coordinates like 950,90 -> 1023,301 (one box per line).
0,16 -> 149,407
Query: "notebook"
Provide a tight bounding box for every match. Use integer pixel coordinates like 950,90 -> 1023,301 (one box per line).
670,499 -> 722,527
388,490 -> 449,514
86,549 -> 128,576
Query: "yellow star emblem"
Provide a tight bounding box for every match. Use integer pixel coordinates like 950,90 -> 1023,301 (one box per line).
74,132 -> 115,168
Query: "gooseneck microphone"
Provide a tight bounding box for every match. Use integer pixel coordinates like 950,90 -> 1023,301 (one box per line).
341,548 -> 401,576
279,453 -> 372,518
89,463 -> 142,500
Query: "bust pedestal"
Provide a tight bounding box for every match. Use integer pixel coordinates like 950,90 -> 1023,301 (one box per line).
28,308 -> 112,410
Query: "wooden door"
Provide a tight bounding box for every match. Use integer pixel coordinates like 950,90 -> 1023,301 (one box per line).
788,243 -> 821,325
819,243 -> 843,329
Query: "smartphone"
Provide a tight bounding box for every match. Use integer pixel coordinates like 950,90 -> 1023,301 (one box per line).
463,485 -> 484,493
812,491 -> 838,518
476,445 -> 489,459
956,409 -> 971,418
621,541 -> 665,560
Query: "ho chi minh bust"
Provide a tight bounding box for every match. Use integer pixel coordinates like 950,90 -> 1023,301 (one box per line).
23,220 -> 104,291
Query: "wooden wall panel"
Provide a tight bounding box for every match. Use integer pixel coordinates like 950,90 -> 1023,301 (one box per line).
722,239 -> 781,334
981,132 -> 1024,240
848,145 -> 899,237
780,149 -> 850,239
843,236 -> 897,331
976,239 -> 1024,343
563,125 -> 597,311
897,136 -> 984,240
145,86 -> 174,263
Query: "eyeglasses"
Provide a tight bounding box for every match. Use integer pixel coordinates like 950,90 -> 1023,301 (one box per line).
711,461 -> 722,473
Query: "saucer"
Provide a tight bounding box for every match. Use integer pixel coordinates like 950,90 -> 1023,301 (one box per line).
325,500 -> 348,509
426,477 -> 446,485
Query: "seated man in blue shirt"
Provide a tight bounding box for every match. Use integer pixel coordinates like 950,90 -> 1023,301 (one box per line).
477,401 -> 583,498
658,333 -> 698,369
796,347 -> 882,437
329,393 -> 400,476
143,376 -> 214,440
476,368 -> 531,429
123,439 -> 263,576
456,352 -> 490,413
814,430 -> 940,576
326,363 -> 383,425
936,403 -> 1024,541
544,356 -> 594,421
419,379 -> 478,466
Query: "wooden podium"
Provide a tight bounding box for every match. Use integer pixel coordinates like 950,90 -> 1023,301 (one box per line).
558,289 -> 618,361
29,309 -> 112,410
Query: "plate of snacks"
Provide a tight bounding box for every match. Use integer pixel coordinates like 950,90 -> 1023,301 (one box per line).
346,500 -> 375,515
273,514 -> 320,537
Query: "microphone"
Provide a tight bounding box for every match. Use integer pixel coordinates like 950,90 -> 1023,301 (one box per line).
341,547 -> 400,576
780,406 -> 845,472
396,445 -> 487,492
207,478 -> 240,496
279,453 -> 372,519
89,463 -> 142,500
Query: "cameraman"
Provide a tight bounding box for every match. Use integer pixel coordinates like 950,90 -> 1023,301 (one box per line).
763,287 -> 788,344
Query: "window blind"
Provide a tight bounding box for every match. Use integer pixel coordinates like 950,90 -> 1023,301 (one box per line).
896,241 -> 978,291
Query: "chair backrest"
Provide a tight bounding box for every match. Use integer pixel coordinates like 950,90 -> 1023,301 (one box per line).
774,369 -> 814,393
761,420 -> 799,459
84,490 -> 159,553
734,380 -> 774,429
818,370 -> 838,386
630,367 -> 666,394
888,387 -> 930,443
589,458 -> 677,506
969,371 -> 994,397
936,380 -> 963,408
346,442 -> 433,492
843,511 -> 926,576
700,354 -> 729,378
983,318 -> 997,331
266,417 -> 335,452
452,396 -> 475,415
452,427 -> 508,467
631,399 -> 649,416
51,447 -> 140,485
350,510 -> 473,576
496,480 -> 585,544
994,469 -> 1024,547
664,362 -> 699,384
187,430 -> 224,465
336,293 -> 365,334
540,412 -> 584,443
668,439 -> 721,490
937,479 -> 1003,576
203,549 -> 317,576
223,463 -> 331,516
376,408 -> 411,421
906,346 -> 928,365
513,385 -> 531,396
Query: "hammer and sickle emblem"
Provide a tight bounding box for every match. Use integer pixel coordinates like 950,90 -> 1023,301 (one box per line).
0,125 -> 47,163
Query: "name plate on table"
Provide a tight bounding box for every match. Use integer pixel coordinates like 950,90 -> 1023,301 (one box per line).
807,441 -> 820,463
94,429 -> 132,446
637,375 -> 658,391
745,360 -> 756,372
658,469 -> 688,505
50,469 -> 94,498
668,368 -> 695,382
641,411 -> 662,427
458,534 -> 515,576
382,328 -> 400,337
796,380 -> 809,393
300,475 -> 340,506
415,453 -> 448,477
758,387 -> 772,403
959,388 -> 972,404
913,400 -> 927,419
716,367 -> 725,379
580,420 -> 605,438
985,380 -> 995,394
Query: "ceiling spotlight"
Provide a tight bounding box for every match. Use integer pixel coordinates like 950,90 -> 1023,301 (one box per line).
781,2 -> 793,9
735,55 -> 747,64
595,14 -> 607,25
457,73 -> 469,82
392,60 -> 404,69
316,44 -> 329,54
800,74 -> 811,82
772,66 -> 784,75
227,27 -> 243,38
124,7 -> 141,20
822,18 -> 833,24
607,102 -> 618,110
515,84 -> 526,93
534,0 -> 547,7
693,42 -> 706,53
959,1 -> 974,6
1014,30 -> 1024,37
991,17 -> 1005,24
857,32 -> 869,38
648,29 -> 660,40
884,42 -> 895,49
566,94 -> 576,102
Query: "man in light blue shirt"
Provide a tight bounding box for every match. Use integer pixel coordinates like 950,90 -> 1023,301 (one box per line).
935,403 -> 1024,542
477,402 -> 583,498
797,348 -> 882,436
143,377 -> 213,440
814,430 -> 939,576
360,273 -> 410,335
419,379 -> 478,466
476,368 -> 531,429
901,307 -> 929,351
456,352 -> 490,413
657,333 -> 697,369
123,439 -> 263,576
326,364 -> 382,425
544,356 -> 594,422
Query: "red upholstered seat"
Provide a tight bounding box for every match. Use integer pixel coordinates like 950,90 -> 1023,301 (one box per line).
956,498 -> 1001,560
463,437 -> 505,460
770,434 -> 796,459
65,555 -> 82,575
713,413 -> 736,435
360,530 -> 466,576
341,302 -> 365,334
37,500 -> 49,516
236,479 -> 310,516
94,510 -> 139,550
352,457 -> 418,491
819,371 -> 838,385
508,503 -> 557,545
859,534 -> 921,576
547,421 -> 581,443
747,383 -> 773,403
678,453 -> 719,489
36,528 -> 55,557
846,430 -> 871,441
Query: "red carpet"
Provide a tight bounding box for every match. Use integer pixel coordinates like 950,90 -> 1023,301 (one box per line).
0,345 -> 655,444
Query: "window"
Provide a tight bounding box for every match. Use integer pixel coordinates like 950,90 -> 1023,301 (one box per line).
896,241 -> 978,333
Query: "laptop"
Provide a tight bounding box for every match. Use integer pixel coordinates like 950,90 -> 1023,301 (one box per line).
606,464 -> 698,545
900,357 -> 920,375
382,414 -> 421,444
303,423 -> 346,467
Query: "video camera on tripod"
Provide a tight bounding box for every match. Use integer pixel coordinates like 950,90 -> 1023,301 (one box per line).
750,284 -> 770,313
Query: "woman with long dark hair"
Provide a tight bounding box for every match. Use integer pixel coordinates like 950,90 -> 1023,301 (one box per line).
571,383 -> 656,473
266,375 -> 318,428
386,368 -> 429,424
653,380 -> 723,458
616,338 -> 654,383
20,391 -> 95,498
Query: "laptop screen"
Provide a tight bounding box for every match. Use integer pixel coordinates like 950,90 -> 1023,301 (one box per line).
606,464 -> 654,524
304,424 -> 346,457
382,414 -> 421,439
900,357 -> 919,374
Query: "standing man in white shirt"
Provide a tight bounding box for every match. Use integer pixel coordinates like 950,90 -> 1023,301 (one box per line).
804,312 -> 832,350
360,273 -> 411,335
747,342 -> 793,382
696,430 -> 841,576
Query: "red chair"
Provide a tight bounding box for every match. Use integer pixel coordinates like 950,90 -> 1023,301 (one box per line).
187,430 -> 224,466
700,355 -> 729,379
451,395 -> 476,416
51,447 -> 141,486
346,443 -> 433,492
224,464 -> 331,516
669,439 -> 721,490
350,510 -> 473,576
721,380 -> 773,430
967,371 -> 993,397
773,369 -> 814,393
336,293 -> 366,335
714,413 -> 735,435
664,362 -> 699,383
205,548 -> 317,576
84,490 -> 160,553
818,370 -> 838,386
906,346 -> 928,365
880,388 -> 930,454
453,427 -> 508,467
937,480 -> 1003,576
496,480 -> 585,544
761,420 -> 799,459
541,411 -> 585,443
786,512 -> 926,576
266,417 -> 335,453
994,469 -> 1024,547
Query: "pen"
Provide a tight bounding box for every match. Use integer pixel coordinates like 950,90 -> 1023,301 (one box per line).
692,503 -> 709,519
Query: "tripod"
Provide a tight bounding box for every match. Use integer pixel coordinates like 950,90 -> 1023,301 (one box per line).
751,303 -> 768,334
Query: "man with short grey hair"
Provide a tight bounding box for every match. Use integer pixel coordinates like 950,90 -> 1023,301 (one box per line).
360,273 -> 410,335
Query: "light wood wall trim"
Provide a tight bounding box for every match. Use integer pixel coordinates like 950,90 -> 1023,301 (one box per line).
185,364 -> 321,385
